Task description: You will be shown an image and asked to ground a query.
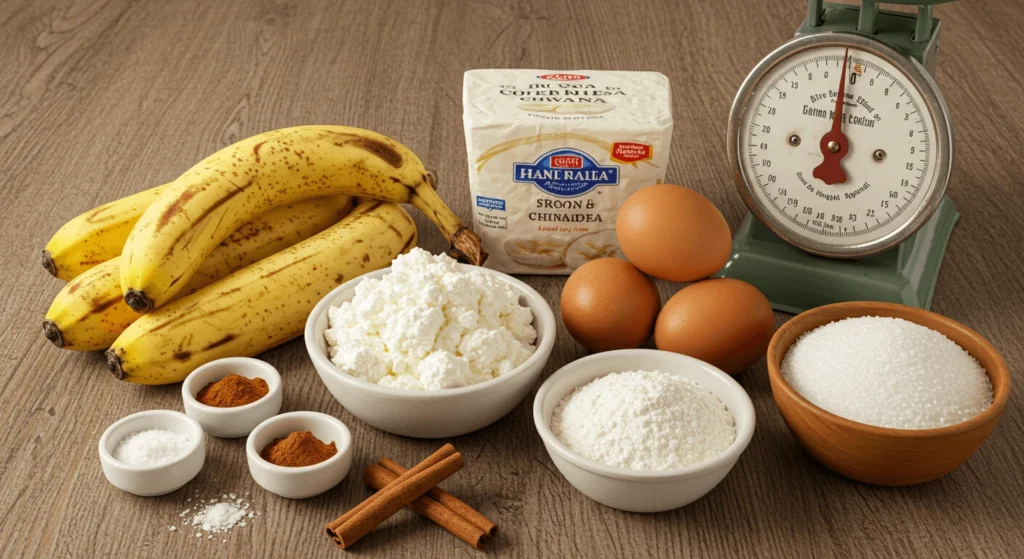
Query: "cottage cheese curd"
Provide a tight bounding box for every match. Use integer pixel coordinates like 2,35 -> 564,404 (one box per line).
324,248 -> 537,390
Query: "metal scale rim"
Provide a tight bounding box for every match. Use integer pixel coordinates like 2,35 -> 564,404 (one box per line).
715,0 -> 961,314
727,31 -> 953,259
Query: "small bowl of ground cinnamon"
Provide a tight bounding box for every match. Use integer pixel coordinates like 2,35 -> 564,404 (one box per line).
246,411 -> 353,499
182,357 -> 283,438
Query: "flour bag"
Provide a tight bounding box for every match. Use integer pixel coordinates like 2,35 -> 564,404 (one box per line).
462,69 -> 674,274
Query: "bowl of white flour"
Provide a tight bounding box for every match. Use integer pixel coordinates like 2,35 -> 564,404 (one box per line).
305,249 -> 556,438
533,349 -> 755,512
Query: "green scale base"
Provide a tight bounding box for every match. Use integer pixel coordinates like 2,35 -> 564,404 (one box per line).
715,196 -> 959,315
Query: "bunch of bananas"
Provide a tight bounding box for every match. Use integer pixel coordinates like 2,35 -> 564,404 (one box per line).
42,125 -> 483,385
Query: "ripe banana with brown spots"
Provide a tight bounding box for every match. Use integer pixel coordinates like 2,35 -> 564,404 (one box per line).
43,185 -> 166,280
106,201 -> 417,385
119,125 -> 483,313
43,196 -> 353,351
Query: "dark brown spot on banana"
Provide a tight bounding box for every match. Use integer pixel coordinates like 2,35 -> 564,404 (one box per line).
261,253 -> 315,278
188,176 -> 255,229
157,189 -> 200,231
148,303 -> 222,332
173,351 -> 192,361
84,203 -> 118,224
400,235 -> 417,254
167,176 -> 256,253
330,134 -> 403,168
91,295 -> 124,313
253,141 -> 266,163
388,176 -> 419,194
203,334 -> 236,351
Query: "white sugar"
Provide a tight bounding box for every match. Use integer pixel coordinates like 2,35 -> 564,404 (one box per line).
113,429 -> 192,467
551,371 -> 736,470
191,501 -> 249,533
782,316 -> 993,429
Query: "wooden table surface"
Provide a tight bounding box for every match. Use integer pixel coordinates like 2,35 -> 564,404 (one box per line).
3,0 -> 1023,557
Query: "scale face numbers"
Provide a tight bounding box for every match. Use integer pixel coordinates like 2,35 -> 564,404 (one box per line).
730,33 -> 953,258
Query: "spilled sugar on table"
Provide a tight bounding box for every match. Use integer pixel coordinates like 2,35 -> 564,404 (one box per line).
1,0 -> 1023,557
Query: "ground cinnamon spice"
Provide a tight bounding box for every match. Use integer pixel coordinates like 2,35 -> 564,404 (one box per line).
196,374 -> 269,407
260,431 -> 337,467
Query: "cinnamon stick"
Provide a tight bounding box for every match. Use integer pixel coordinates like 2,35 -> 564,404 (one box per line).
379,457 -> 498,537
331,452 -> 465,548
364,464 -> 486,549
325,443 -> 456,537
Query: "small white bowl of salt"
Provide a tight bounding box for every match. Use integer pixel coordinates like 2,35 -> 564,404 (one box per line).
98,409 -> 205,496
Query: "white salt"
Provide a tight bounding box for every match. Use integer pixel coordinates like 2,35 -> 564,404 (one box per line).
186,497 -> 255,537
781,316 -> 993,429
113,429 -> 192,467
551,371 -> 736,470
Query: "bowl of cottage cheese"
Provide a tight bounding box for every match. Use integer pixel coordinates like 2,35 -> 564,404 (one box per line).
304,248 -> 556,438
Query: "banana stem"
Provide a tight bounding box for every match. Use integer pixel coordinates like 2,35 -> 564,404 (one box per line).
410,173 -> 487,266
448,227 -> 486,267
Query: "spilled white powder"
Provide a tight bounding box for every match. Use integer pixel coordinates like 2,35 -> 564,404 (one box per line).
192,502 -> 247,533
173,491 -> 257,541
113,429 -> 192,467
551,371 -> 736,470
781,316 -> 993,429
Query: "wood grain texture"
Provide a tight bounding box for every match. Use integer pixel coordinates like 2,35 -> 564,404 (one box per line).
1,0 -> 1022,557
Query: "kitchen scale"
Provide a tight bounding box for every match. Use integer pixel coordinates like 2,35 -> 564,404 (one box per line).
717,0 -> 958,314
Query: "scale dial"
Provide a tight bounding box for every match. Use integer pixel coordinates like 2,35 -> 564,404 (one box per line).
729,33 -> 953,258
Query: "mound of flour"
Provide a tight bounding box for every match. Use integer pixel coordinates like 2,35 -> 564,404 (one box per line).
551,371 -> 735,470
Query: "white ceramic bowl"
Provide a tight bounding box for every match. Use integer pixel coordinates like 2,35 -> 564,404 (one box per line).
304,265 -> 556,438
98,410 -> 205,497
182,357 -> 283,438
246,411 -> 353,499
533,349 -> 756,513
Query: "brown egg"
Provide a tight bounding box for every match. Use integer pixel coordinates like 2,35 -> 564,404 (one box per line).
561,258 -> 661,352
654,278 -> 775,374
616,184 -> 732,282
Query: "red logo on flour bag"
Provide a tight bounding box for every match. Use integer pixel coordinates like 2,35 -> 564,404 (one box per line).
538,73 -> 589,81
610,142 -> 653,164
549,154 -> 583,168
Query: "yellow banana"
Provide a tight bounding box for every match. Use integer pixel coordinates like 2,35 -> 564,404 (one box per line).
119,125 -> 483,312
43,196 -> 353,351
43,185 -> 166,280
106,201 -> 417,385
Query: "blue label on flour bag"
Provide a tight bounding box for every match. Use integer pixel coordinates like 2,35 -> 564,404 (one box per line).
475,196 -> 506,211
513,149 -> 619,198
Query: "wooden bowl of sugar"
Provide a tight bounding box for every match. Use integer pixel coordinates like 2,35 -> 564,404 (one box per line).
767,301 -> 1011,486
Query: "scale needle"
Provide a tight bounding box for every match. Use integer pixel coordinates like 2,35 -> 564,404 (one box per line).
813,48 -> 851,185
